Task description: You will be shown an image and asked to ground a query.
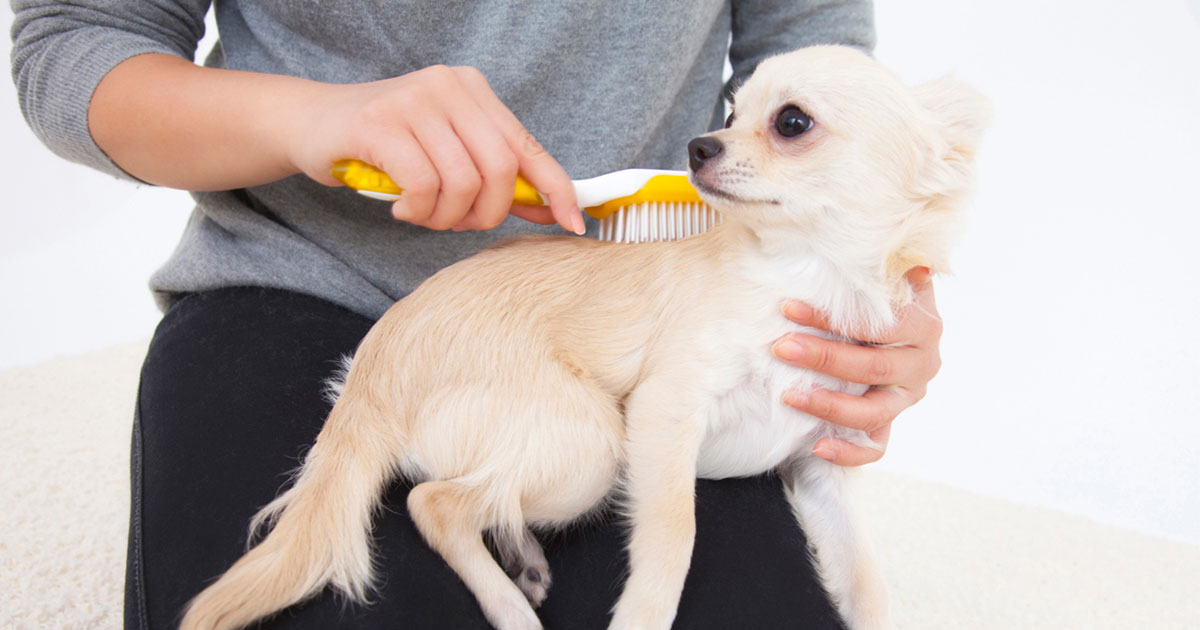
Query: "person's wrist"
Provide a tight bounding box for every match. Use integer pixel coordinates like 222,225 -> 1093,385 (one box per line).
270,77 -> 343,185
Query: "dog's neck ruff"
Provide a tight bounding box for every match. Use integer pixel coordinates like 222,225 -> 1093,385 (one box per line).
713,220 -> 898,339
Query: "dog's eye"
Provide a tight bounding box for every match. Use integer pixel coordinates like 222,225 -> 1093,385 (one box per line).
724,111 -> 735,129
775,105 -> 813,138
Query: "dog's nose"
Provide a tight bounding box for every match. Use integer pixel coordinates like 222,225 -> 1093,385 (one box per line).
687,137 -> 724,172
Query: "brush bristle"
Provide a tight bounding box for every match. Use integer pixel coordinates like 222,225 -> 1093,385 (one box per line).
595,203 -> 721,243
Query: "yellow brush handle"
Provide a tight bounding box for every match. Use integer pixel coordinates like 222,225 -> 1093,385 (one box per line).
588,174 -> 702,218
330,159 -> 545,206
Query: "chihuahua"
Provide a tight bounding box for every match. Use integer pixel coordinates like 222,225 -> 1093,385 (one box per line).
181,46 -> 989,630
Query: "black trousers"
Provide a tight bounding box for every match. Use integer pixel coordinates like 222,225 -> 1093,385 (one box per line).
125,287 -> 844,629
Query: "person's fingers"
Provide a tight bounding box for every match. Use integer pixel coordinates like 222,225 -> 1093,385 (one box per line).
310,66 -> 575,233
455,67 -> 583,235
812,423 -> 891,467
515,132 -> 584,235
772,334 -> 940,388
369,132 -> 441,225
774,266 -> 943,468
781,299 -> 833,331
782,267 -> 942,346
335,74 -> 451,226
898,266 -> 943,347
440,73 -> 521,231
407,117 -> 481,230
508,205 -> 559,225
330,66 -> 503,231
782,386 -> 919,434
906,266 -> 937,314
454,142 -> 519,231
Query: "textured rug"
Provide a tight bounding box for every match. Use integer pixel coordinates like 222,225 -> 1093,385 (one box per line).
2,341 -> 1197,629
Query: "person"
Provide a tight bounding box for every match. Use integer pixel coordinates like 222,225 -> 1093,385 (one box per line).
11,1 -> 943,628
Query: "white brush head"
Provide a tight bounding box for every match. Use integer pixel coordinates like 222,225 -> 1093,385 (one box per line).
595,203 -> 722,243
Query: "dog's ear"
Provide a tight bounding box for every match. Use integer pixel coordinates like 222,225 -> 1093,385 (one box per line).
913,77 -> 991,164
888,78 -> 989,283
906,77 -> 990,211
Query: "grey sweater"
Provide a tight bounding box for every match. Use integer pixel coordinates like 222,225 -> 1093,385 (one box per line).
11,0 -> 874,319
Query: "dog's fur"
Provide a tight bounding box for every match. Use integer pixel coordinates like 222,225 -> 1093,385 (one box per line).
180,46 -> 989,630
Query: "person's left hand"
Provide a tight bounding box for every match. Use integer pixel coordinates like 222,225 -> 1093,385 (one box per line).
771,267 -> 943,467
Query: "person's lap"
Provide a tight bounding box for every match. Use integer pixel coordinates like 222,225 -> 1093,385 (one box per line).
127,286 -> 844,629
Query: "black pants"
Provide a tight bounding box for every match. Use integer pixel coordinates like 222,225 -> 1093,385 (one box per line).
126,287 -> 844,629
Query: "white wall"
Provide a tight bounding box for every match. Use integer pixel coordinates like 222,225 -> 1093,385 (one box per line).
2,8 -> 203,367
3,2 -> 1197,545
870,0 -> 1200,545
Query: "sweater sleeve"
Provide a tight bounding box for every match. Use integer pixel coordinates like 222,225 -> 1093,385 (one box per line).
10,0 -> 211,180
727,0 -> 876,100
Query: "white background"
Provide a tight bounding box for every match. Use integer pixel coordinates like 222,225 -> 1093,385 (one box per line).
3,1 -> 1198,545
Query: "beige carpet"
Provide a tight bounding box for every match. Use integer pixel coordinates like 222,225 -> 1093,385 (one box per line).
2,341 -> 1197,629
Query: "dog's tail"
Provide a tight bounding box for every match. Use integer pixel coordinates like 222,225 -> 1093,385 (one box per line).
180,384 -> 403,630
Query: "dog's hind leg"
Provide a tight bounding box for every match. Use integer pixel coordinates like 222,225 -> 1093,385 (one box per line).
492,525 -> 552,608
781,456 -> 891,630
408,480 -> 543,630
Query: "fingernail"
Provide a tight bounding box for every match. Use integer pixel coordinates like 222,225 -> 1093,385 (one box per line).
570,209 -> 586,235
782,298 -> 811,321
773,338 -> 804,361
782,388 -> 808,408
813,445 -> 837,461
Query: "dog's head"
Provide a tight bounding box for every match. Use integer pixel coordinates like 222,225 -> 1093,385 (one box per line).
689,45 -> 990,282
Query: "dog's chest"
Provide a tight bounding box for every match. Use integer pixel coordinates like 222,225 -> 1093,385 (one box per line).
695,320 -> 868,480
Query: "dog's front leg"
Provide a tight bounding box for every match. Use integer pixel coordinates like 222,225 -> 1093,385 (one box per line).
608,383 -> 705,630
781,456 -> 890,630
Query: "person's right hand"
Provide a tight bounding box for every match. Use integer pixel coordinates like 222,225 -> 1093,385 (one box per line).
290,65 -> 585,234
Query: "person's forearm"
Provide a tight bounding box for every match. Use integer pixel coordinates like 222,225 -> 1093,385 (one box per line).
88,53 -> 327,190
88,54 -> 585,233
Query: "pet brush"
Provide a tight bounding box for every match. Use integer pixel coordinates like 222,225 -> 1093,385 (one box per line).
331,159 -> 720,243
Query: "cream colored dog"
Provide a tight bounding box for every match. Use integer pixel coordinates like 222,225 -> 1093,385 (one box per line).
181,45 -> 988,630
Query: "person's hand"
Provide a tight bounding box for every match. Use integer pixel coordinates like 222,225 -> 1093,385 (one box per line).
771,267 -> 943,466
289,65 -> 584,234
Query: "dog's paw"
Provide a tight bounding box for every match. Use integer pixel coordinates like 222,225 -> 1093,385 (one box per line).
497,529 -> 553,608
608,593 -> 676,630
514,561 -> 552,608
483,591 -> 544,630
